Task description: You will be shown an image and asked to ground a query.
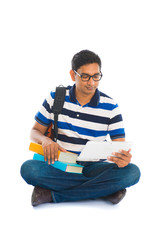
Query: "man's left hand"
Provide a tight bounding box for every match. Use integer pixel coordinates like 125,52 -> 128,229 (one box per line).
107,149 -> 132,168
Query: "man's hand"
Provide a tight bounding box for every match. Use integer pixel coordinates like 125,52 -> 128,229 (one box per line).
107,149 -> 132,168
42,137 -> 67,164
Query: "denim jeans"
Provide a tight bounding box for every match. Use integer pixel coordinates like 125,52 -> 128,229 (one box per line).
20,160 -> 141,203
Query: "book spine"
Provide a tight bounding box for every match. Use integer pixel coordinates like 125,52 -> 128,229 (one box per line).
29,142 -> 44,155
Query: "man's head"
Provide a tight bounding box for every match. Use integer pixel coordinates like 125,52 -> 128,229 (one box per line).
70,50 -> 102,98
71,50 -> 101,72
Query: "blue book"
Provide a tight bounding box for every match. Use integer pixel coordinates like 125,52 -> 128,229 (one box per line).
33,153 -> 83,174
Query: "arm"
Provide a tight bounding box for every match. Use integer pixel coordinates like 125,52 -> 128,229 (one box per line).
30,122 -> 67,164
107,138 -> 132,168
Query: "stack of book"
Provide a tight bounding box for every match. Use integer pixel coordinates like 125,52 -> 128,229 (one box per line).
29,142 -> 83,174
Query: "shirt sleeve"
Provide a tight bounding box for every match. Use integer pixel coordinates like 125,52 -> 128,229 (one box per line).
35,91 -> 55,126
107,102 -> 125,140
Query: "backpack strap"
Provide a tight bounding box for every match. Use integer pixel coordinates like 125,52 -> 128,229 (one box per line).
52,85 -> 66,142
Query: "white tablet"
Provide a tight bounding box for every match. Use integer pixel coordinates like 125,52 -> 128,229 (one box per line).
77,141 -> 132,161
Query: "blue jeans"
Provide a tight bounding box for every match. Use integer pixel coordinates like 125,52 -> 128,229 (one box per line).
20,160 -> 141,203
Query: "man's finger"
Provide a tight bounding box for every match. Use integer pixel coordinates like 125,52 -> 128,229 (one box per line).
44,148 -> 47,162
54,144 -> 58,162
108,156 -> 129,168
46,148 -> 51,165
50,149 -> 55,164
58,145 -> 67,152
112,152 -> 128,162
119,149 -> 132,156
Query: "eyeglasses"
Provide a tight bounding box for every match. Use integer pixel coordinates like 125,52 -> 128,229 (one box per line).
74,70 -> 103,82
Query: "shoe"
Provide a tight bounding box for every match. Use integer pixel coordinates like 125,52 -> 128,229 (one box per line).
102,189 -> 127,204
31,186 -> 53,207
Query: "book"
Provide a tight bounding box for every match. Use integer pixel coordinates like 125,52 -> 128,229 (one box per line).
33,153 -> 83,174
29,142 -> 78,163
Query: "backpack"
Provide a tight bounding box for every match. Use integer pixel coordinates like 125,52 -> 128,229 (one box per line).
45,85 -> 66,142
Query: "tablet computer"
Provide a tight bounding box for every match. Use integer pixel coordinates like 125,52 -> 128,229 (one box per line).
77,141 -> 132,161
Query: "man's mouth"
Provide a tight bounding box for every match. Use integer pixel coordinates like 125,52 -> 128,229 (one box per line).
86,86 -> 95,90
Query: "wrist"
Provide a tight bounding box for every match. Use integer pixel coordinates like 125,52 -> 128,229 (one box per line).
40,135 -> 50,145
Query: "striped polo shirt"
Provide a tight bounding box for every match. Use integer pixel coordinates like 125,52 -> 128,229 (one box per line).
35,84 -> 125,155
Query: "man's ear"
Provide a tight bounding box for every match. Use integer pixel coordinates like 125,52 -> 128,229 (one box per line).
70,69 -> 75,82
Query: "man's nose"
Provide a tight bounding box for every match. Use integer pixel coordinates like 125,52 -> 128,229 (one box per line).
87,76 -> 95,85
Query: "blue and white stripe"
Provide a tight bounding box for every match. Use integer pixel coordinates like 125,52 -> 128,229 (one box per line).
35,84 -> 125,154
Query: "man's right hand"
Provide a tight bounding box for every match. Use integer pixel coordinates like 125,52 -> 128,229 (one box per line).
42,137 -> 67,164
30,122 -> 67,164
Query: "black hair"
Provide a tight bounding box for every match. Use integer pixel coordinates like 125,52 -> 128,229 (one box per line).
71,50 -> 101,71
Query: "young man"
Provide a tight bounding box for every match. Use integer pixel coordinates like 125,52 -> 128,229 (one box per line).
21,50 -> 140,206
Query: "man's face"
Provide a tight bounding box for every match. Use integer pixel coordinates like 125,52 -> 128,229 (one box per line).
71,63 -> 101,96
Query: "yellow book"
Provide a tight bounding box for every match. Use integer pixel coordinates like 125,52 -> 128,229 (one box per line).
29,142 -> 44,155
29,142 -> 78,164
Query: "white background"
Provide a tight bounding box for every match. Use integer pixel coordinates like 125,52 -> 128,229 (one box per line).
0,0 -> 160,239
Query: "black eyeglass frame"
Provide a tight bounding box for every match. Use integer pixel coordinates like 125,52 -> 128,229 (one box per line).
74,70 -> 103,82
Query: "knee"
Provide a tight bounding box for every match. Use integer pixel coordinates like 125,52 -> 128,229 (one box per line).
20,160 -> 37,184
126,163 -> 141,185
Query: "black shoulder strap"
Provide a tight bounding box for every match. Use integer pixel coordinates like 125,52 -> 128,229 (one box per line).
52,85 -> 66,142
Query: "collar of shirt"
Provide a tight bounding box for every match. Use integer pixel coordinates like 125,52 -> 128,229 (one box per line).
69,84 -> 100,107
